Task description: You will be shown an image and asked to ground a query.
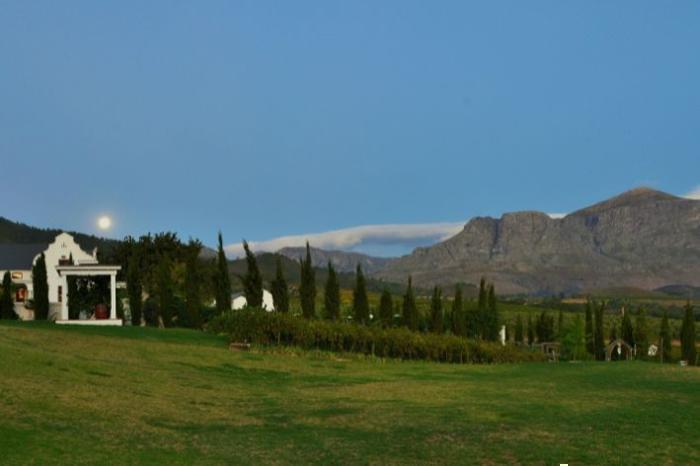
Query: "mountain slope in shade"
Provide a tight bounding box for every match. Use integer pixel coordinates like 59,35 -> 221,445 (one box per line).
0,216 -> 118,254
277,246 -> 391,274
375,188 -> 700,294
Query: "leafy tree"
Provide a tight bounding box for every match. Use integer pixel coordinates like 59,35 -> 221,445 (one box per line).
514,314 -> 524,344
451,285 -> 465,336
680,302 -> 697,365
561,314 -> 587,361
527,314 -> 534,345
156,256 -> 174,327
477,277 -> 487,310
126,245 -> 143,326
32,253 -> 49,320
593,301 -> 605,361
634,308 -> 649,356
429,286 -> 443,333
379,288 -> 393,328
584,300 -> 594,356
402,276 -> 418,331
557,309 -> 564,341
323,262 -> 340,321
215,232 -> 231,314
352,264 -> 369,325
621,309 -> 635,348
241,240 -> 263,308
659,310 -> 672,361
1,271 -> 15,319
485,284 -> 499,341
184,240 -> 202,328
536,311 -> 555,342
299,242 -> 316,319
270,256 -> 289,313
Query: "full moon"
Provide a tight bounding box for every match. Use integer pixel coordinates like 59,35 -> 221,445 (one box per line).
97,216 -> 112,230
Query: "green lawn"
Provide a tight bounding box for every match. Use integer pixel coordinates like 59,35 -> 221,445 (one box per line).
1,322 -> 699,465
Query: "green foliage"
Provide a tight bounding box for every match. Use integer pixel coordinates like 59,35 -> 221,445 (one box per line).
270,256 -> 289,313
560,314 -> 588,361
527,314 -> 534,345
299,242 -> 316,319
659,310 -> 672,360
184,240 -> 203,329
209,308 -> 545,364
241,240 -> 263,308
621,309 -> 635,347
514,314 -> 524,344
323,262 -> 340,321
484,284 -> 499,341
0,271 -> 16,319
557,309 -> 564,340
451,285 -> 466,336
67,276 -> 80,319
352,264 -> 369,325
32,253 -> 49,320
429,286 -> 443,333
126,244 -> 143,326
584,301 -> 594,355
215,232 -> 232,314
593,301 -> 606,361
156,257 -> 174,327
402,276 -> 418,331
378,288 -> 393,328
680,302 -> 697,365
535,311 -> 555,342
634,308 -> 649,355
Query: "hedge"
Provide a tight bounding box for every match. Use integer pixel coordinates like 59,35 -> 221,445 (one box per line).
209,308 -> 545,364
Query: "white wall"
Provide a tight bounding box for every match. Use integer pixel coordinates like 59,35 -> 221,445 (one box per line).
231,289 -> 275,312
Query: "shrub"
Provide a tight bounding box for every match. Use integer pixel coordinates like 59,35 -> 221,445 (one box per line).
209,308 -> 545,364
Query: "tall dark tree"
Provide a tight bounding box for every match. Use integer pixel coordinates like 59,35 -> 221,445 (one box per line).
156,256 -> 174,327
659,310 -> 672,361
402,276 -> 418,331
32,253 -> 49,320
451,285 -> 465,336
514,314 -> 524,344
429,286 -> 443,333
634,308 -> 649,355
67,276 -> 79,319
324,262 -> 340,321
126,246 -> 143,326
270,256 -> 289,313
299,242 -> 316,319
593,301 -> 606,361
477,277 -> 487,310
557,310 -> 564,341
527,314 -> 534,345
680,302 -> 697,365
184,240 -> 202,328
241,240 -> 263,308
621,308 -> 635,348
215,232 -> 231,314
584,300 -> 594,356
1,271 -> 16,319
379,288 -> 393,328
485,284 -> 500,341
352,264 -> 370,325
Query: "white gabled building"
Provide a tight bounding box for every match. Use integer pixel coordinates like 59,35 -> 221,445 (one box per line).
0,232 -> 122,325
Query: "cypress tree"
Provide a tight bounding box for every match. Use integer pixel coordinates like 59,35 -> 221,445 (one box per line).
594,301 -> 605,361
584,300 -> 594,356
379,288 -> 393,328
451,285 -> 465,336
429,286 -> 443,333
324,262 -> 340,320
680,302 -> 697,365
270,256 -> 289,313
32,253 -> 49,320
514,314 -> 524,344
352,264 -> 369,325
1,271 -> 15,319
126,247 -> 143,326
621,309 -> 635,348
402,276 -> 418,331
557,310 -> 564,341
634,308 -> 649,356
215,232 -> 231,313
241,240 -> 263,308
299,242 -> 316,319
184,240 -> 202,329
527,314 -> 534,345
156,256 -> 174,327
485,284 -> 499,341
659,310 -> 672,361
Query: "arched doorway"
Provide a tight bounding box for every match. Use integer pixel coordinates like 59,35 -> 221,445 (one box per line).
605,339 -> 633,361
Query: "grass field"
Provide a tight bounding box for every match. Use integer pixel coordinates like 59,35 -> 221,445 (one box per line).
1,322 -> 699,465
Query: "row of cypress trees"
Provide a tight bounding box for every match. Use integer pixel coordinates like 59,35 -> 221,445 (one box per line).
0,271 -> 17,319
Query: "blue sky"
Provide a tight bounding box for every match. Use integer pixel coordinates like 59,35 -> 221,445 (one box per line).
1,1 -> 699,256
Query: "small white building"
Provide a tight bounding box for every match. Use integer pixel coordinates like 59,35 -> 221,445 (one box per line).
231,289 -> 275,312
0,232 -> 122,325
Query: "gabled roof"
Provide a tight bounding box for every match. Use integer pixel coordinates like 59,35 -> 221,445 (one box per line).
0,243 -> 47,270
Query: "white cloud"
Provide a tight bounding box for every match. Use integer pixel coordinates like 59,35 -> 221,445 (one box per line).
547,213 -> 567,219
225,222 -> 465,258
684,186 -> 700,200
